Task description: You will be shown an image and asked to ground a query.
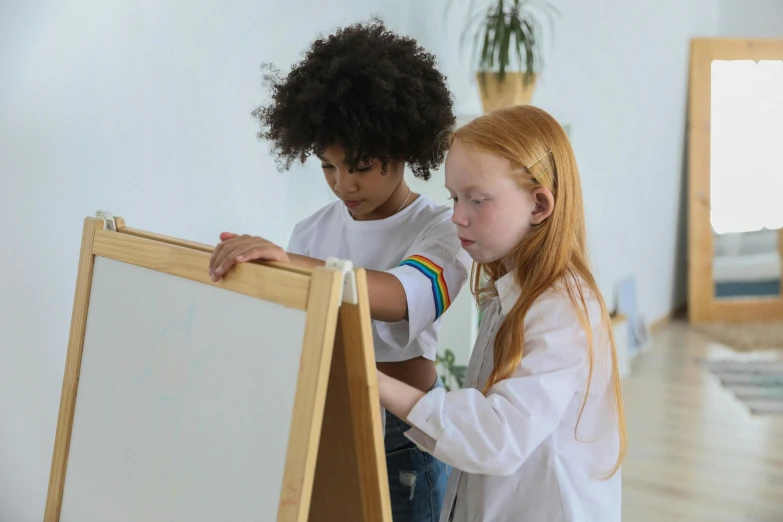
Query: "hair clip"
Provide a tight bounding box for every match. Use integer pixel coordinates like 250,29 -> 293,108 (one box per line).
525,149 -> 554,181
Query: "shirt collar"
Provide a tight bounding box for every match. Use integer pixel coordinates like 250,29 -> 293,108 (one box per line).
495,271 -> 520,316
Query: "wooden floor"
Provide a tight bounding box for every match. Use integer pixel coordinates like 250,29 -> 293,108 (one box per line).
622,322 -> 783,522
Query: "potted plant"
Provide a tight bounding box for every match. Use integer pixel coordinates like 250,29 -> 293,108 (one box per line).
435,348 -> 467,392
446,0 -> 559,112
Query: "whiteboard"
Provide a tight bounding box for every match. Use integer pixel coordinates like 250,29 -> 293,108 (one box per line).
59,257 -> 307,522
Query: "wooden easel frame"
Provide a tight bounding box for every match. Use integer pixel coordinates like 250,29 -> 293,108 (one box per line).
44,214 -> 391,522
687,38 -> 783,323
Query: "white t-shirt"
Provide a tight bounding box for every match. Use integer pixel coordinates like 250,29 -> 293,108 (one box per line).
287,195 -> 472,363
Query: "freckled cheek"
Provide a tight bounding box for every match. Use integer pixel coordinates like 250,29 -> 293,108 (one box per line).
482,211 -> 525,252
474,210 -> 506,247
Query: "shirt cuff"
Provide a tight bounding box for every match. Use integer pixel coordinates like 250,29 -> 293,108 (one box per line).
403,387 -> 447,452
386,264 -> 437,331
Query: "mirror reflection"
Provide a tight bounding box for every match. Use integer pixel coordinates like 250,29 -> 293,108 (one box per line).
710,59 -> 783,299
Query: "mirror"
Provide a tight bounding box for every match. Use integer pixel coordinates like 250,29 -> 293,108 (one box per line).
711,59 -> 783,300
688,39 -> 783,323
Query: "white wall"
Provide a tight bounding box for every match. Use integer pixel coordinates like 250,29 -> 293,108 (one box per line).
409,0 -> 719,325
0,2 -> 406,520
718,0 -> 783,37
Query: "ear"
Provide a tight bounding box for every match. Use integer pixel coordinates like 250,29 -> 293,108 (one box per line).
530,188 -> 555,225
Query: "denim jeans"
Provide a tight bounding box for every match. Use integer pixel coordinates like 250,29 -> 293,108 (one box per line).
385,377 -> 451,522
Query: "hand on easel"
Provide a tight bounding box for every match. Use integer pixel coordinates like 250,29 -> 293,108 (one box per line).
209,232 -> 290,282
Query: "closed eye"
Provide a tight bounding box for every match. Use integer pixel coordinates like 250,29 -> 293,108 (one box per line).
448,196 -> 485,205
320,164 -> 371,173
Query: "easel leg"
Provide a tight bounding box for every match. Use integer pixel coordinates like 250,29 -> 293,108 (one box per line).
308,326 -> 364,521
308,269 -> 392,521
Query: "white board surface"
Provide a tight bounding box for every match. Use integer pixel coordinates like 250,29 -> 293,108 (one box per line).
59,257 -> 308,522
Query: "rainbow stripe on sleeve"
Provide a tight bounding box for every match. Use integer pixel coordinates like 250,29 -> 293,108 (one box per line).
399,255 -> 451,319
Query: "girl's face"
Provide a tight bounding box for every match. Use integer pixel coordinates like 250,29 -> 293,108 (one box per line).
445,140 -> 554,264
318,145 -> 407,221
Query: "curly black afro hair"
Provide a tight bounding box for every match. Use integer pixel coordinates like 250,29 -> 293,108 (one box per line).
252,18 -> 455,181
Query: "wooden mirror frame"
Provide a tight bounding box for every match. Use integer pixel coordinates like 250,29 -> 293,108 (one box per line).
688,38 -> 783,323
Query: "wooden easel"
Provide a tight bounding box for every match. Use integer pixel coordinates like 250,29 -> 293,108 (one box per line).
44,212 -> 391,522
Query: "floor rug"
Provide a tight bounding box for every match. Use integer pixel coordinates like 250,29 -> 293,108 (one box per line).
694,322 -> 783,351
701,359 -> 783,415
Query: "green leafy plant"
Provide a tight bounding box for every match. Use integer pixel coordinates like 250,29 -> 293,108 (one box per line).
435,349 -> 468,392
445,0 -> 560,86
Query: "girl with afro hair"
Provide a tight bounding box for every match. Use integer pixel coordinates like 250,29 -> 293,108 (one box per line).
208,19 -> 471,521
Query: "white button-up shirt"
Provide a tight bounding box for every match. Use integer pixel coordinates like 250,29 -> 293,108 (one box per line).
405,272 -> 621,522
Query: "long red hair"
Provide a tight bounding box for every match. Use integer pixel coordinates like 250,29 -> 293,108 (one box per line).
452,105 -> 626,477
